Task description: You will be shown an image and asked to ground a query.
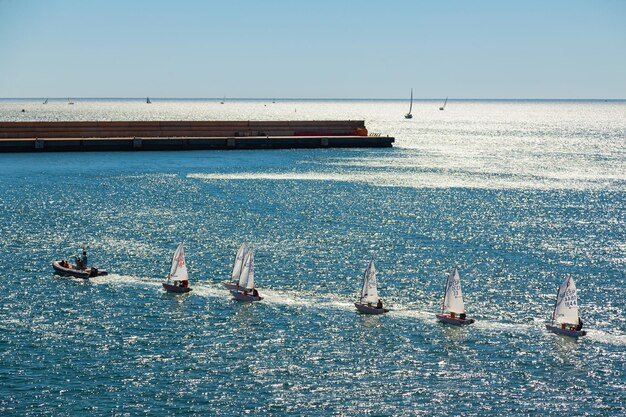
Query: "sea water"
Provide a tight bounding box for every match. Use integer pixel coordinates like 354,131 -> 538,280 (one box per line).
0,99 -> 624,416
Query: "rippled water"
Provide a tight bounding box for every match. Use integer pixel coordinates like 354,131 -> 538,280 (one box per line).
1,99 -> 625,416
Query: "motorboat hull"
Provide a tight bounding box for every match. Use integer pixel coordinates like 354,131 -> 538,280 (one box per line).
223,282 -> 245,291
436,314 -> 475,325
232,291 -> 263,302
355,303 -> 388,315
162,283 -> 192,293
52,260 -> 107,279
545,324 -> 586,337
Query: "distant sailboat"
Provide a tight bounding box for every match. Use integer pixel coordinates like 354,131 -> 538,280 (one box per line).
223,242 -> 248,291
43,98 -> 48,104
545,275 -> 586,337
146,97 -> 151,104
404,89 -> 413,119
68,98 -> 74,105
162,241 -> 192,293
354,260 -> 388,314
439,96 -> 448,111
435,267 -> 475,325
220,96 -> 225,104
231,246 -> 263,302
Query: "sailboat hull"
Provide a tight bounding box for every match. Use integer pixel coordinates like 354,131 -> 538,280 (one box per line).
162,283 -> 192,293
232,291 -> 263,302
404,114 -> 413,119
355,303 -> 388,314
545,324 -> 586,337
436,314 -> 475,325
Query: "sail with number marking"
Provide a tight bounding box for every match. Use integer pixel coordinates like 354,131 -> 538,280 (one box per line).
442,267 -> 465,314
552,275 -> 579,324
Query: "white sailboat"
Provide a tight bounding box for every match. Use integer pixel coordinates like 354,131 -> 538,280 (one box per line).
439,96 -> 448,110
68,98 -> 74,105
231,247 -> 262,301
404,88 -> 413,119
435,266 -> 475,325
220,96 -> 225,104
43,98 -> 48,104
146,97 -> 151,104
545,275 -> 586,337
162,241 -> 192,293
223,242 -> 248,291
354,260 -> 388,314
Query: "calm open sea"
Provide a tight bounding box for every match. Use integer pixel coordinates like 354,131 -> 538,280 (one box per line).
0,99 -> 625,416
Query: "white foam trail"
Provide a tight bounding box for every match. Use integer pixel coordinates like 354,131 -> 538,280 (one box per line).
585,329 -> 626,346
91,274 -> 161,287
87,277 -> 626,346
189,283 -> 230,299
388,308 -> 434,320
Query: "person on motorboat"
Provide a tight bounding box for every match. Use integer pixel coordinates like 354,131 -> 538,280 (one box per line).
75,247 -> 88,270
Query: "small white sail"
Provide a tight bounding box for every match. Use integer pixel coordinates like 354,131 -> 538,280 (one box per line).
359,260 -> 379,304
553,275 -> 579,324
238,248 -> 255,290
168,241 -> 188,282
443,267 -> 465,314
231,242 -> 248,282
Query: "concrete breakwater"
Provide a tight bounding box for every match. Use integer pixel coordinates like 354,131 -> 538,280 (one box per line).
0,120 -> 394,152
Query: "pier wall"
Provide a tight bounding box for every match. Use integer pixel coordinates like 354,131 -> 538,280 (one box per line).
0,120 -> 393,152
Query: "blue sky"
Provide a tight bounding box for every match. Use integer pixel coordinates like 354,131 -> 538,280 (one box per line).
0,0 -> 624,98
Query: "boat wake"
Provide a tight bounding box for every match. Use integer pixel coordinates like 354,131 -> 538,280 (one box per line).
584,329 -> 626,346
93,276 -> 626,346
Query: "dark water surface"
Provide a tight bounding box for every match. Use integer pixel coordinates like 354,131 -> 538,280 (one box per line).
1,100 -> 625,416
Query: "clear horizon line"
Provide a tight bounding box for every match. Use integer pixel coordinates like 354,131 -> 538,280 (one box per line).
1,97 -> 625,101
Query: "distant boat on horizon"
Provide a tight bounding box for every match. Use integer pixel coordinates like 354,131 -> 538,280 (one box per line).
67,98 -> 74,105
405,88 -> 413,119
146,97 -> 151,104
43,98 -> 48,104
439,96 -> 448,111
220,96 -> 225,104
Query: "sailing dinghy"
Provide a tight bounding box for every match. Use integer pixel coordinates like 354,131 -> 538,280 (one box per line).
545,275 -> 586,337
404,88 -> 413,119
231,247 -> 263,302
439,96 -> 448,110
435,267 -> 475,325
223,242 -> 248,291
354,260 -> 388,314
162,241 -> 192,293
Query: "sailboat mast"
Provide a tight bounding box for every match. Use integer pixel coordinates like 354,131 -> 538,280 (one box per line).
551,275 -> 567,324
409,89 -> 413,113
441,268 -> 453,314
359,262 -> 369,303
